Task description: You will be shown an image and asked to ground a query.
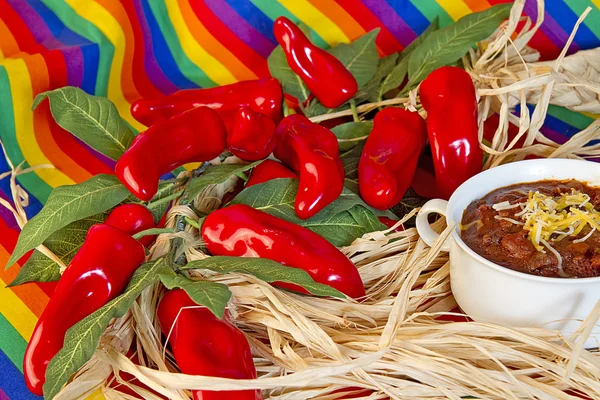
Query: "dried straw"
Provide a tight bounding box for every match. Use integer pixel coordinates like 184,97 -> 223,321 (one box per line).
0,0 -> 598,398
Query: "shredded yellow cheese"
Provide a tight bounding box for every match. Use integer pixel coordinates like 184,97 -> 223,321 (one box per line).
493,189 -> 600,253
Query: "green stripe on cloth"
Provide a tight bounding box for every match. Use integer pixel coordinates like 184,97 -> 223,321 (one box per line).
251,0 -> 329,49
547,104 -> 595,131
147,1 -> 216,88
409,0 -> 454,27
0,67 -> 51,202
42,0 -> 113,97
0,314 -> 27,373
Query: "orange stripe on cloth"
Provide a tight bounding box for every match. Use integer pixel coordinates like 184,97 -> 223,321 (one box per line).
462,0 -> 492,12
23,53 -> 94,185
96,0 -> 141,103
0,18 -> 20,58
177,0 -> 256,82
0,249 -> 40,341
306,0 -> 366,41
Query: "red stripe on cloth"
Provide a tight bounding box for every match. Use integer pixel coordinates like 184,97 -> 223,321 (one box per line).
121,0 -> 164,99
0,218 -> 51,317
189,0 -> 269,79
0,1 -> 44,53
333,0 -> 404,56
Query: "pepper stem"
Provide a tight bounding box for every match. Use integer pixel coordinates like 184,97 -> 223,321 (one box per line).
283,101 -> 290,117
350,100 -> 359,122
235,171 -> 249,182
132,227 -> 175,240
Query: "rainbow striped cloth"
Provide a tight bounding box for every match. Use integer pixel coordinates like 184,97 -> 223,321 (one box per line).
1,1 -> 599,399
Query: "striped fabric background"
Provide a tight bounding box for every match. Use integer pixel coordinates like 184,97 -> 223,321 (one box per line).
0,1 -> 599,398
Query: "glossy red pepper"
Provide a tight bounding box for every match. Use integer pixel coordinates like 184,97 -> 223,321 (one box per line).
273,115 -> 345,219
273,17 -> 358,109
228,107 -> 276,161
157,289 -> 262,400
202,204 -> 365,298
246,160 -> 297,188
24,224 -> 146,395
115,106 -> 227,202
105,204 -> 156,247
419,66 -> 482,200
358,108 -> 427,210
130,78 -> 282,130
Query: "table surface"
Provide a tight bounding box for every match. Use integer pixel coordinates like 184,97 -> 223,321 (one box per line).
1,1 -> 599,399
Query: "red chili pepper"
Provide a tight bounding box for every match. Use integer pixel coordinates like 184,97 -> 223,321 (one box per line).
105,204 -> 156,247
228,107 -> 276,161
157,289 -> 262,400
273,115 -> 344,219
24,225 -> 146,395
358,108 -> 427,210
202,204 -> 365,298
130,78 -> 282,130
246,160 -> 297,188
419,66 -> 482,200
115,106 -> 227,202
273,17 -> 358,109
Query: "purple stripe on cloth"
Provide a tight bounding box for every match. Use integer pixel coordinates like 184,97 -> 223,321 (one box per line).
205,0 -> 275,58
6,0 -> 63,49
0,388 -> 9,400
133,0 -> 179,95
362,0 -> 417,47
6,0 -> 85,89
61,46 -> 84,88
0,191 -> 19,231
524,0 -> 579,53
540,126 -> 568,145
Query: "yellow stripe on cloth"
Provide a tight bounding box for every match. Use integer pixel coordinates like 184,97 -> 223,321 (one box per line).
279,0 -> 350,46
65,0 -> 145,132
436,0 -> 472,21
165,0 -> 237,86
0,278 -> 38,342
2,57 -> 74,188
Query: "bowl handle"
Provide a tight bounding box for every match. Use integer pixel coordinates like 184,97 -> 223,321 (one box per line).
416,199 -> 451,252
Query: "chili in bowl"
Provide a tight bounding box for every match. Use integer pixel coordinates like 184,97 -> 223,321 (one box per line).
415,159 -> 600,348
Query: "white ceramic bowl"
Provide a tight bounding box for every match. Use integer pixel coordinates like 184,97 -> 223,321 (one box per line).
416,159 -> 600,348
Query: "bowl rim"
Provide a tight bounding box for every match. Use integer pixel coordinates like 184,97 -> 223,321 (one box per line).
447,158 -> 600,284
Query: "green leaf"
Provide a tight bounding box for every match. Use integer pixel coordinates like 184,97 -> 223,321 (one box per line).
158,270 -> 231,318
302,205 -> 384,246
267,46 -> 310,102
9,214 -> 106,286
9,251 -> 61,286
329,29 -> 380,88
379,18 -> 439,98
331,122 -> 372,152
349,205 -> 387,233
33,87 -> 135,160
184,257 -> 345,298
407,4 -> 511,88
305,29 -> 382,117
184,161 -> 261,201
6,175 -> 130,269
340,142 -> 364,181
231,178 -> 386,246
360,53 -> 399,102
232,178 -> 370,224
43,258 -> 167,399
146,182 -> 181,222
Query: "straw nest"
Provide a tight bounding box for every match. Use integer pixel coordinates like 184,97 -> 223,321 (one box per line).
16,0 -> 599,398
